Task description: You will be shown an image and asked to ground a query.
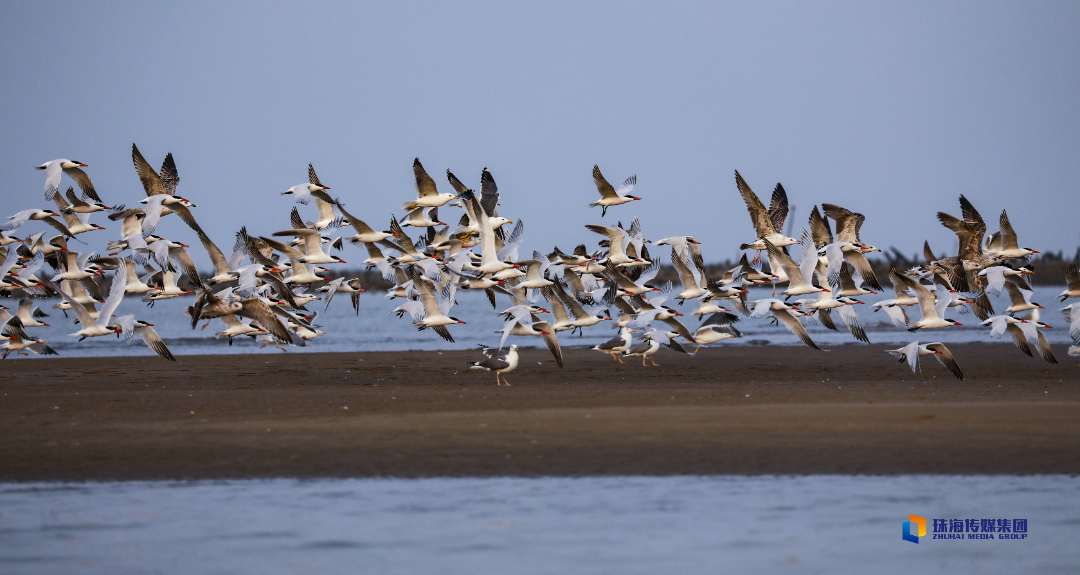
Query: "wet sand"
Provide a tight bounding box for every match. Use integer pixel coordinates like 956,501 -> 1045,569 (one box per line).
1,343 -> 1077,480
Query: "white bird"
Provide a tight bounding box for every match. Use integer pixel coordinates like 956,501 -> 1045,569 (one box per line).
403,158 -> 458,211
37,159 -> 101,202
978,265 -> 1034,297
0,209 -> 63,233
987,209 -> 1039,260
886,341 -> 964,380
468,345 -> 519,386
114,315 -> 177,361
1003,283 -> 1044,315
891,273 -> 962,331
51,261 -> 129,340
691,311 -> 743,352
588,165 -> 640,217
271,228 -> 346,265
764,232 -> 827,298
735,171 -> 797,251
282,168 -> 332,205
1060,303 -> 1080,345
403,267 -> 465,342
592,326 -> 635,361
1060,264 -> 1079,302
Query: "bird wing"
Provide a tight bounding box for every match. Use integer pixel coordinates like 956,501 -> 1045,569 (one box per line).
774,309 -> 824,350
136,325 -> 177,362
480,168 -> 500,217
926,342 -> 964,380
197,230 -> 232,277
96,260 -> 129,327
735,170 -> 776,238
592,165 -> 618,199
837,304 -> 869,343
764,239 -> 803,287
63,165 -> 101,203
535,320 -> 564,367
413,158 -> 438,198
132,144 -> 167,197
840,250 -> 880,291
768,183 -> 789,233
1005,323 -> 1033,356
48,279 -> 97,329
808,205 -> 833,248
239,298 -> 292,343
998,209 -> 1019,251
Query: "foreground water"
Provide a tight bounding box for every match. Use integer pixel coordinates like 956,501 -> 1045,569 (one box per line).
25,285 -> 1076,358
1,475 -> 1076,574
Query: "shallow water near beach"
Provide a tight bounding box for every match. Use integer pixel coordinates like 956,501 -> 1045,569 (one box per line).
30,285 -> 1076,358
1,475 -> 1077,574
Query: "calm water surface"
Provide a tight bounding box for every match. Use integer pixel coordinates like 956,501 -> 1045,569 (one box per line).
1,475 -> 1077,574
24,285 -> 1076,358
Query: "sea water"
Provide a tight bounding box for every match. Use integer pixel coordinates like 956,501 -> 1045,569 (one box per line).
0,475 -> 1077,574
20,285 -> 1076,358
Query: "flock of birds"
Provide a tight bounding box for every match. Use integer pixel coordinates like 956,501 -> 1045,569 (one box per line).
1,146 -> 1079,385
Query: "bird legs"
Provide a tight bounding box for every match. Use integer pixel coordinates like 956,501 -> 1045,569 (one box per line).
496,373 -> 511,386
641,356 -> 659,367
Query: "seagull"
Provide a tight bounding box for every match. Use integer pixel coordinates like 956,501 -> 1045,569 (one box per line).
1014,319 -> 1057,364
592,326 -> 635,361
820,203 -> 883,290
37,159 -> 101,202
588,165 -> 640,217
886,341 -> 964,380
403,158 -> 458,211
468,344 -> 519,386
624,330 -> 689,365
333,201 -> 399,245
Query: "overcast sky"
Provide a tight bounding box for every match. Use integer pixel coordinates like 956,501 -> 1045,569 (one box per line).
2,1 -> 1078,269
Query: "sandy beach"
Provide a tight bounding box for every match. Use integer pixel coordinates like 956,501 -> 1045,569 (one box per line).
1,343 -> 1077,481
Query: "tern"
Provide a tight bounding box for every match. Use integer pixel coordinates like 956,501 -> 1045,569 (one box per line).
589,165 -> 640,217
691,311 -> 743,352
886,341 -> 964,380
1059,264 -> 1079,302
890,269 -> 962,331
403,158 -> 458,211
37,159 -> 101,203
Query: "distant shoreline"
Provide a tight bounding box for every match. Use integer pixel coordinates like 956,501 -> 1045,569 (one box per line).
2,343 -> 1077,481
